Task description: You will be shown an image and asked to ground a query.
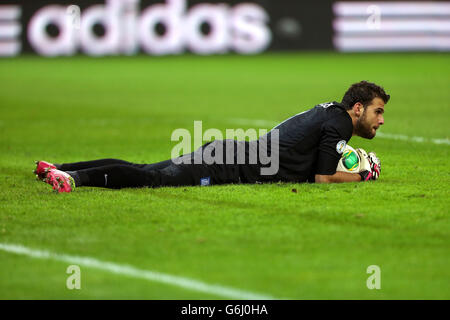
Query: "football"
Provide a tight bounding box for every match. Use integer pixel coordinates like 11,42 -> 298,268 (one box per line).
336,145 -> 361,173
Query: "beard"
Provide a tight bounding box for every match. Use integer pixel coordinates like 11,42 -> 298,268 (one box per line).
355,111 -> 376,139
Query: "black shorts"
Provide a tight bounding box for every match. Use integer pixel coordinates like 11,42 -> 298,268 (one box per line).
144,140 -> 254,187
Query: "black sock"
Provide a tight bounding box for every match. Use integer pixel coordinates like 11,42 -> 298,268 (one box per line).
72,165 -> 153,189
65,171 -> 83,187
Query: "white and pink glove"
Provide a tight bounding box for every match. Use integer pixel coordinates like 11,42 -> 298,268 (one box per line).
356,148 -> 381,181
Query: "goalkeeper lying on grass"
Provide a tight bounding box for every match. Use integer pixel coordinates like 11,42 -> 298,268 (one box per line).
35,81 -> 387,193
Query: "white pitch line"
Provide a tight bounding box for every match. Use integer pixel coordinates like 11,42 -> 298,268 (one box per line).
375,132 -> 450,145
0,243 -> 276,300
228,118 -> 449,146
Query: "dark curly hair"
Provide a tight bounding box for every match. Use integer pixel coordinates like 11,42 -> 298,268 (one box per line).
341,81 -> 390,110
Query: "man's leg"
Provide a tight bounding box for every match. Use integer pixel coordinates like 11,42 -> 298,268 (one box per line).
36,158 -> 174,184
67,162 -> 219,189
48,140 -> 242,190
67,164 -> 155,189
56,159 -> 136,171
56,158 -> 174,171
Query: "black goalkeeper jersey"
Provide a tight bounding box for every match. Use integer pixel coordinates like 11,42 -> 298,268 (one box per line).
244,101 -> 353,183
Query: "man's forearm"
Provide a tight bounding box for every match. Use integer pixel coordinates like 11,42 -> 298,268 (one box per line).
315,171 -> 362,183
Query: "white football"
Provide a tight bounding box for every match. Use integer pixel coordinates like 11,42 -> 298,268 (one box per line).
336,145 -> 361,173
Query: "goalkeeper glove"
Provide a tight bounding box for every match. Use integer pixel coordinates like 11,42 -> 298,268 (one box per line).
356,149 -> 381,182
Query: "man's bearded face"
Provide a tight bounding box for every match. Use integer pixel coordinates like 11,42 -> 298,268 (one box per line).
355,98 -> 385,139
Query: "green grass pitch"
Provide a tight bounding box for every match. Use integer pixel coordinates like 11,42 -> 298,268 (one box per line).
0,53 -> 449,299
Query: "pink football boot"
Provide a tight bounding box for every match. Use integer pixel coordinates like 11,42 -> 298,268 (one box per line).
45,169 -> 76,193
34,161 -> 56,181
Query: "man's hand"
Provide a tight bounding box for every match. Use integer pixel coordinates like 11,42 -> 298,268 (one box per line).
368,152 -> 381,179
317,148 -> 381,183
357,149 -> 381,181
